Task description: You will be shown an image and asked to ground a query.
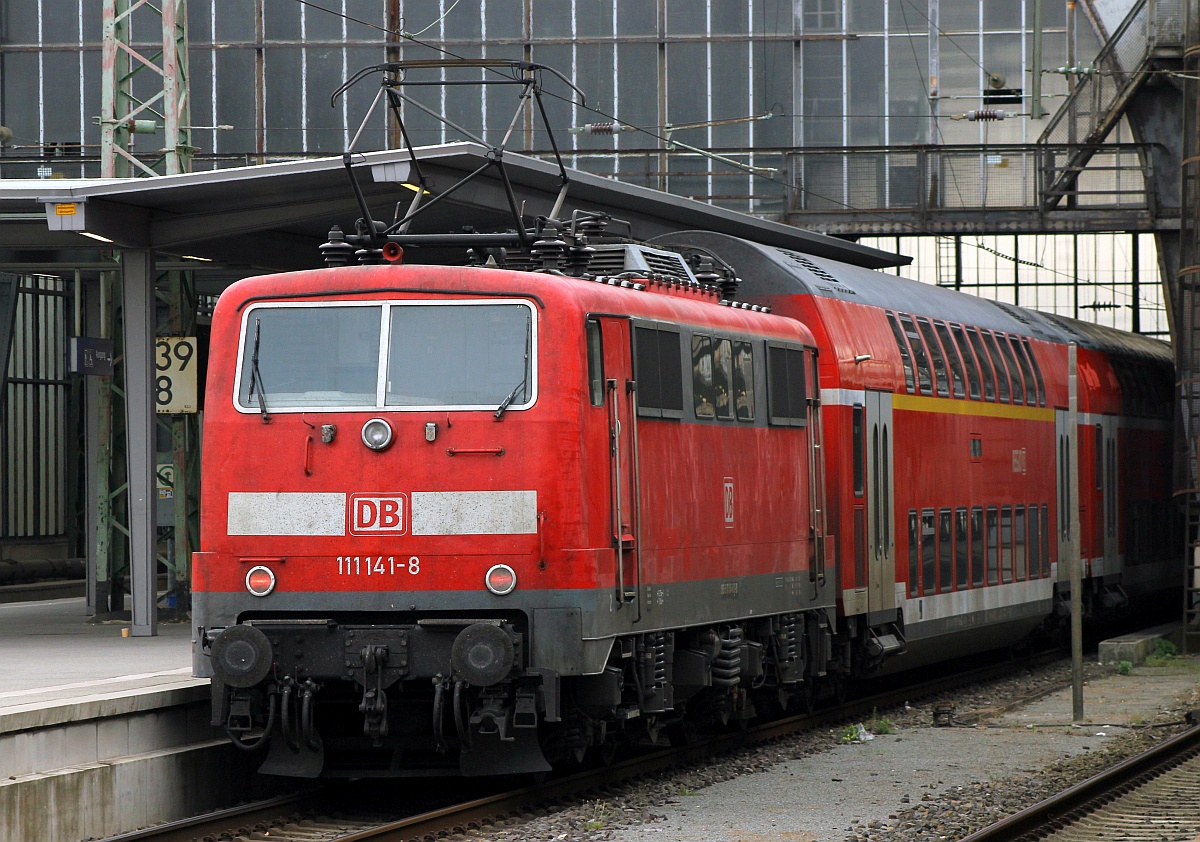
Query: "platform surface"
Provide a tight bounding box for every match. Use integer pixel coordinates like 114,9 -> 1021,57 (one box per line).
0,596 -> 201,727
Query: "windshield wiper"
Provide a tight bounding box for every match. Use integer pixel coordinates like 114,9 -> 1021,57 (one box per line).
494,378 -> 526,420
494,318 -> 532,421
248,317 -> 271,424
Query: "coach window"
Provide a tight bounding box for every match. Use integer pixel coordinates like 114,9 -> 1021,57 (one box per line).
986,506 -> 999,585
965,327 -> 996,401
934,321 -> 966,399
955,507 -> 969,590
922,509 -> 936,595
1000,505 -> 1014,583
1041,503 -> 1051,577
634,325 -> 684,419
1028,505 -> 1041,580
908,510 -> 920,597
767,342 -> 807,427
1019,337 -> 1045,406
692,334 -> 716,418
1014,505 -> 1027,582
970,507 -> 985,587
899,314 -> 933,395
998,334 -> 1027,405
917,318 -> 950,398
951,324 -> 981,399
938,509 -> 953,593
853,404 -> 865,497
981,331 -> 1012,403
733,341 -> 755,421
714,339 -> 734,420
586,319 -> 604,406
886,311 -> 916,393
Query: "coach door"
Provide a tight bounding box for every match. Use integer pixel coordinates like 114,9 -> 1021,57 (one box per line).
1098,416 -> 1118,574
594,316 -> 642,615
1055,411 -> 1071,582
864,390 -> 896,615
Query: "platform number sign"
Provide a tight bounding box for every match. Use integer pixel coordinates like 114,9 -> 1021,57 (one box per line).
155,337 -> 198,414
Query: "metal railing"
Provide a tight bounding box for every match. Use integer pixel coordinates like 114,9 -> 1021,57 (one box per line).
1039,0 -> 1182,209
558,143 -> 1154,222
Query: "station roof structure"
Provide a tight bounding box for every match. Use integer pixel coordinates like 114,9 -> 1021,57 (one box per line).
0,142 -> 908,292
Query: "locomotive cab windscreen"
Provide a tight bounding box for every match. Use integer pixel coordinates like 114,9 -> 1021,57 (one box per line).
234,300 -> 536,414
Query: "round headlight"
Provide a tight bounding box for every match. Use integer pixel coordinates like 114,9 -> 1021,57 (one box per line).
361,418 -> 394,451
485,563 -> 517,596
245,565 -> 276,597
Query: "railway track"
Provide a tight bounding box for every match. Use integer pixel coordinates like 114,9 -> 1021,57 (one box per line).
961,714 -> 1200,842
100,651 -> 1071,842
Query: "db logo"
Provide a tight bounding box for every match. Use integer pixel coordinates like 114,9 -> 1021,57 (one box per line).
349,493 -> 408,535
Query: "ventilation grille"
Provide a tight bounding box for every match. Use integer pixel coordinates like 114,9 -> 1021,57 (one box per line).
990,300 -> 1034,326
589,245 -> 697,282
778,248 -> 855,294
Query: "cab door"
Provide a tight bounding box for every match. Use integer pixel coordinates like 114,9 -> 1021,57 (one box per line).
594,316 -> 640,613
864,390 -> 896,616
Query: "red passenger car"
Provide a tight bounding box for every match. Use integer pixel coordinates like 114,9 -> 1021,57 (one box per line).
665,231 -> 1177,670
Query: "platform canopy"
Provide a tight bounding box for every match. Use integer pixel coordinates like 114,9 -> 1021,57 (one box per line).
0,142 -> 907,293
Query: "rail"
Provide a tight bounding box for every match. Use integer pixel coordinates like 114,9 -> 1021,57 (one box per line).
959,716 -> 1200,841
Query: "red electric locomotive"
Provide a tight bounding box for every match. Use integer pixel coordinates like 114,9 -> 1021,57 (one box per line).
194,237 -> 843,777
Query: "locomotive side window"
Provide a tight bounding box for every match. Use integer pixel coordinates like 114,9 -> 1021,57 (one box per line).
950,324 -> 981,400
970,506 -> 984,587
766,342 -> 807,427
964,327 -> 996,401
933,321 -> 965,399
1014,505 -> 1027,582
996,334 -> 1026,405
586,319 -> 604,407
714,339 -> 734,420
986,506 -> 999,585
634,325 -> 684,419
886,312 -> 916,393
733,341 -> 755,421
898,314 -> 933,395
921,509 -> 936,595
955,507 -> 969,590
981,331 -> 1012,403
916,318 -> 950,398
692,334 -> 716,418
908,510 -> 920,597
852,404 -> 865,497
938,508 -> 953,593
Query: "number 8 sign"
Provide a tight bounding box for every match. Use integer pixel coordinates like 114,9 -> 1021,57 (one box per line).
155,337 -> 198,414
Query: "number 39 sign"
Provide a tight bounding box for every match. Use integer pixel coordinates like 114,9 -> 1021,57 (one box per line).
155,337 -> 198,414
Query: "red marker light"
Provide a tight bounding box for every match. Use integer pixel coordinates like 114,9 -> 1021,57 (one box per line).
245,565 -> 276,597
485,564 -> 516,596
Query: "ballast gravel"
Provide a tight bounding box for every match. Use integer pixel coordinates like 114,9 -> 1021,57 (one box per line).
450,656 -> 1200,842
